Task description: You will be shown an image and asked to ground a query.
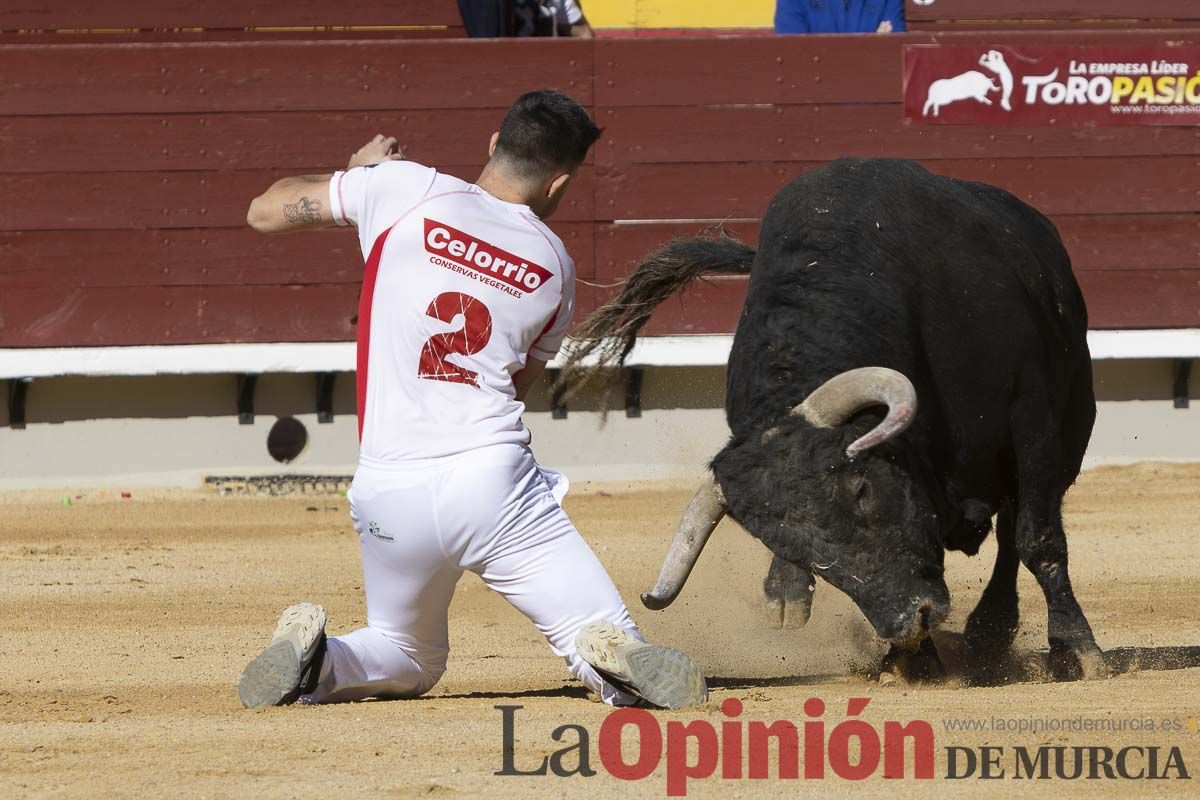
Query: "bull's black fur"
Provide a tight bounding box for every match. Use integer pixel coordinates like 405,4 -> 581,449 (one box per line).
567,158 -> 1105,680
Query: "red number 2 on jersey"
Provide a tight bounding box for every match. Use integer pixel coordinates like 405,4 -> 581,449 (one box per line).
417,292 -> 493,387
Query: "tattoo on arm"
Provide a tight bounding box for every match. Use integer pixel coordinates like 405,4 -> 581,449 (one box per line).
283,196 -> 322,224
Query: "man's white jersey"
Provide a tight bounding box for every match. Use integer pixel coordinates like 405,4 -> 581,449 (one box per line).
329,161 -> 574,462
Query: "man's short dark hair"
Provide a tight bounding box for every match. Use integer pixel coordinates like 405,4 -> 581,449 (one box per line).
494,90 -> 602,179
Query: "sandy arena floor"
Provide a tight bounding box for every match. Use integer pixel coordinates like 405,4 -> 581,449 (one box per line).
2,463 -> 1199,798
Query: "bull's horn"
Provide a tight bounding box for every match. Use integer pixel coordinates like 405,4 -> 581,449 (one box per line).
641,474 -> 728,610
793,367 -> 917,458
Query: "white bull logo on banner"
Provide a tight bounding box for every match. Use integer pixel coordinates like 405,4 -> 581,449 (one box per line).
922,50 -> 1015,117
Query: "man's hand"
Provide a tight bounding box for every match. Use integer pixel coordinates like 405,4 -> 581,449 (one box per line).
876,20 -> 894,33
246,134 -> 405,235
348,134 -> 404,170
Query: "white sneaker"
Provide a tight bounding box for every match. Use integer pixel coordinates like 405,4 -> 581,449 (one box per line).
238,603 -> 327,708
574,621 -> 708,709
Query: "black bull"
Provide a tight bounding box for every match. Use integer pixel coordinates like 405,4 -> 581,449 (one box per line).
559,158 -> 1107,681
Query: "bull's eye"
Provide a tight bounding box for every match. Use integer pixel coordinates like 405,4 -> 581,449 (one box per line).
845,472 -> 872,511
856,479 -> 872,509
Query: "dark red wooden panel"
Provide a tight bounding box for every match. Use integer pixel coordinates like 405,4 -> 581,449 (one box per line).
583,278 -> 748,337
0,229 -> 363,288
8,104 -> 1192,175
0,1 -> 464,30
0,166 -> 595,230
0,285 -> 361,347
1055,215 -> 1200,272
908,21 -> 1200,32
0,110 -> 536,174
551,223 -> 597,280
595,30 -> 1200,107
2,33 -> 1197,344
581,269 -> 1200,337
594,215 -> 1200,282
596,35 -> 903,107
596,162 -> 800,221
0,28 -> 465,42
906,0 -> 1200,22
0,39 -> 591,115
597,158 -> 1200,221
1079,270 -> 1200,329
0,223 -> 595,288
0,228 -> 597,347
2,241 -> 1194,346
929,158 -> 1200,217
567,283 -> 599,337
595,222 -> 763,281
596,105 -> 1200,165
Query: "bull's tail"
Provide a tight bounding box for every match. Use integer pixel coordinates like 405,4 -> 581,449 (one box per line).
555,229 -> 756,400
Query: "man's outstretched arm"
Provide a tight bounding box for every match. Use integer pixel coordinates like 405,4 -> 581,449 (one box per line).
246,134 -> 403,234
246,174 -> 335,234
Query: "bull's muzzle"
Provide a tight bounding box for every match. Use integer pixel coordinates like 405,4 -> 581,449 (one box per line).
879,596 -> 951,647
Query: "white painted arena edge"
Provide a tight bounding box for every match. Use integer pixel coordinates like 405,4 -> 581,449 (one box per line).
0,356 -> 1196,491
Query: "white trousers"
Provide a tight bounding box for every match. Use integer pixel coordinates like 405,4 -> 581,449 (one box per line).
302,443 -> 639,705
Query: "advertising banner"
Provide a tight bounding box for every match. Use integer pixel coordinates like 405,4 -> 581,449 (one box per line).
904,45 -> 1200,125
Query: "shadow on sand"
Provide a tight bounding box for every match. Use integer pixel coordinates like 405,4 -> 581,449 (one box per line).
934,632 -> 1200,687
363,642 -> 1200,703
707,641 -> 1200,693
424,685 -> 591,702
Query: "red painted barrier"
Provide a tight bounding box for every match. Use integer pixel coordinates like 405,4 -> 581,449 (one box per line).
3,29 -> 1200,347
0,1 -> 465,34
906,0 -> 1200,28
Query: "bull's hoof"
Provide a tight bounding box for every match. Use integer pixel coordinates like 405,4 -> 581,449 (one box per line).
880,637 -> 945,684
762,556 -> 814,629
1048,639 -> 1111,682
963,597 -> 1019,657
764,597 -> 810,629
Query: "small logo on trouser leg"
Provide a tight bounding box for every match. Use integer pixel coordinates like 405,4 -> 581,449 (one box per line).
367,521 -> 393,542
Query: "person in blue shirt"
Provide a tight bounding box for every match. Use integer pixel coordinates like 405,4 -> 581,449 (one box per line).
776,0 -> 906,33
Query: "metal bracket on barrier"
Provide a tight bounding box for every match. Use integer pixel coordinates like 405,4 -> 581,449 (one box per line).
1174,359 -> 1193,409
625,367 -> 645,418
237,374 -> 258,425
7,378 -> 30,429
546,368 -> 568,420
316,372 -> 337,423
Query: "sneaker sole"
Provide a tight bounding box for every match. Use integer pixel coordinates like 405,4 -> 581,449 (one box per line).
238,604 -> 326,709
576,621 -> 708,709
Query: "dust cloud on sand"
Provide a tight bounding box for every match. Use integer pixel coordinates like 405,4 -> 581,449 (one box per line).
2,464 -> 1199,798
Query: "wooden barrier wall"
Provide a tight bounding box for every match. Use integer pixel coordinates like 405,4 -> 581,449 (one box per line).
3,29 -> 1200,346
907,1 -> 1200,30
0,1 -> 466,39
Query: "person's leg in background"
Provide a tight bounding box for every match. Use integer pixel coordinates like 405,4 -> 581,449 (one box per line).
456,0 -> 514,37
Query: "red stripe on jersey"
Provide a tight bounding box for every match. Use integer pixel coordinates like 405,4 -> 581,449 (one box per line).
529,308 -> 559,358
356,225 -> 395,441
520,212 -> 566,359
354,190 -> 476,441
